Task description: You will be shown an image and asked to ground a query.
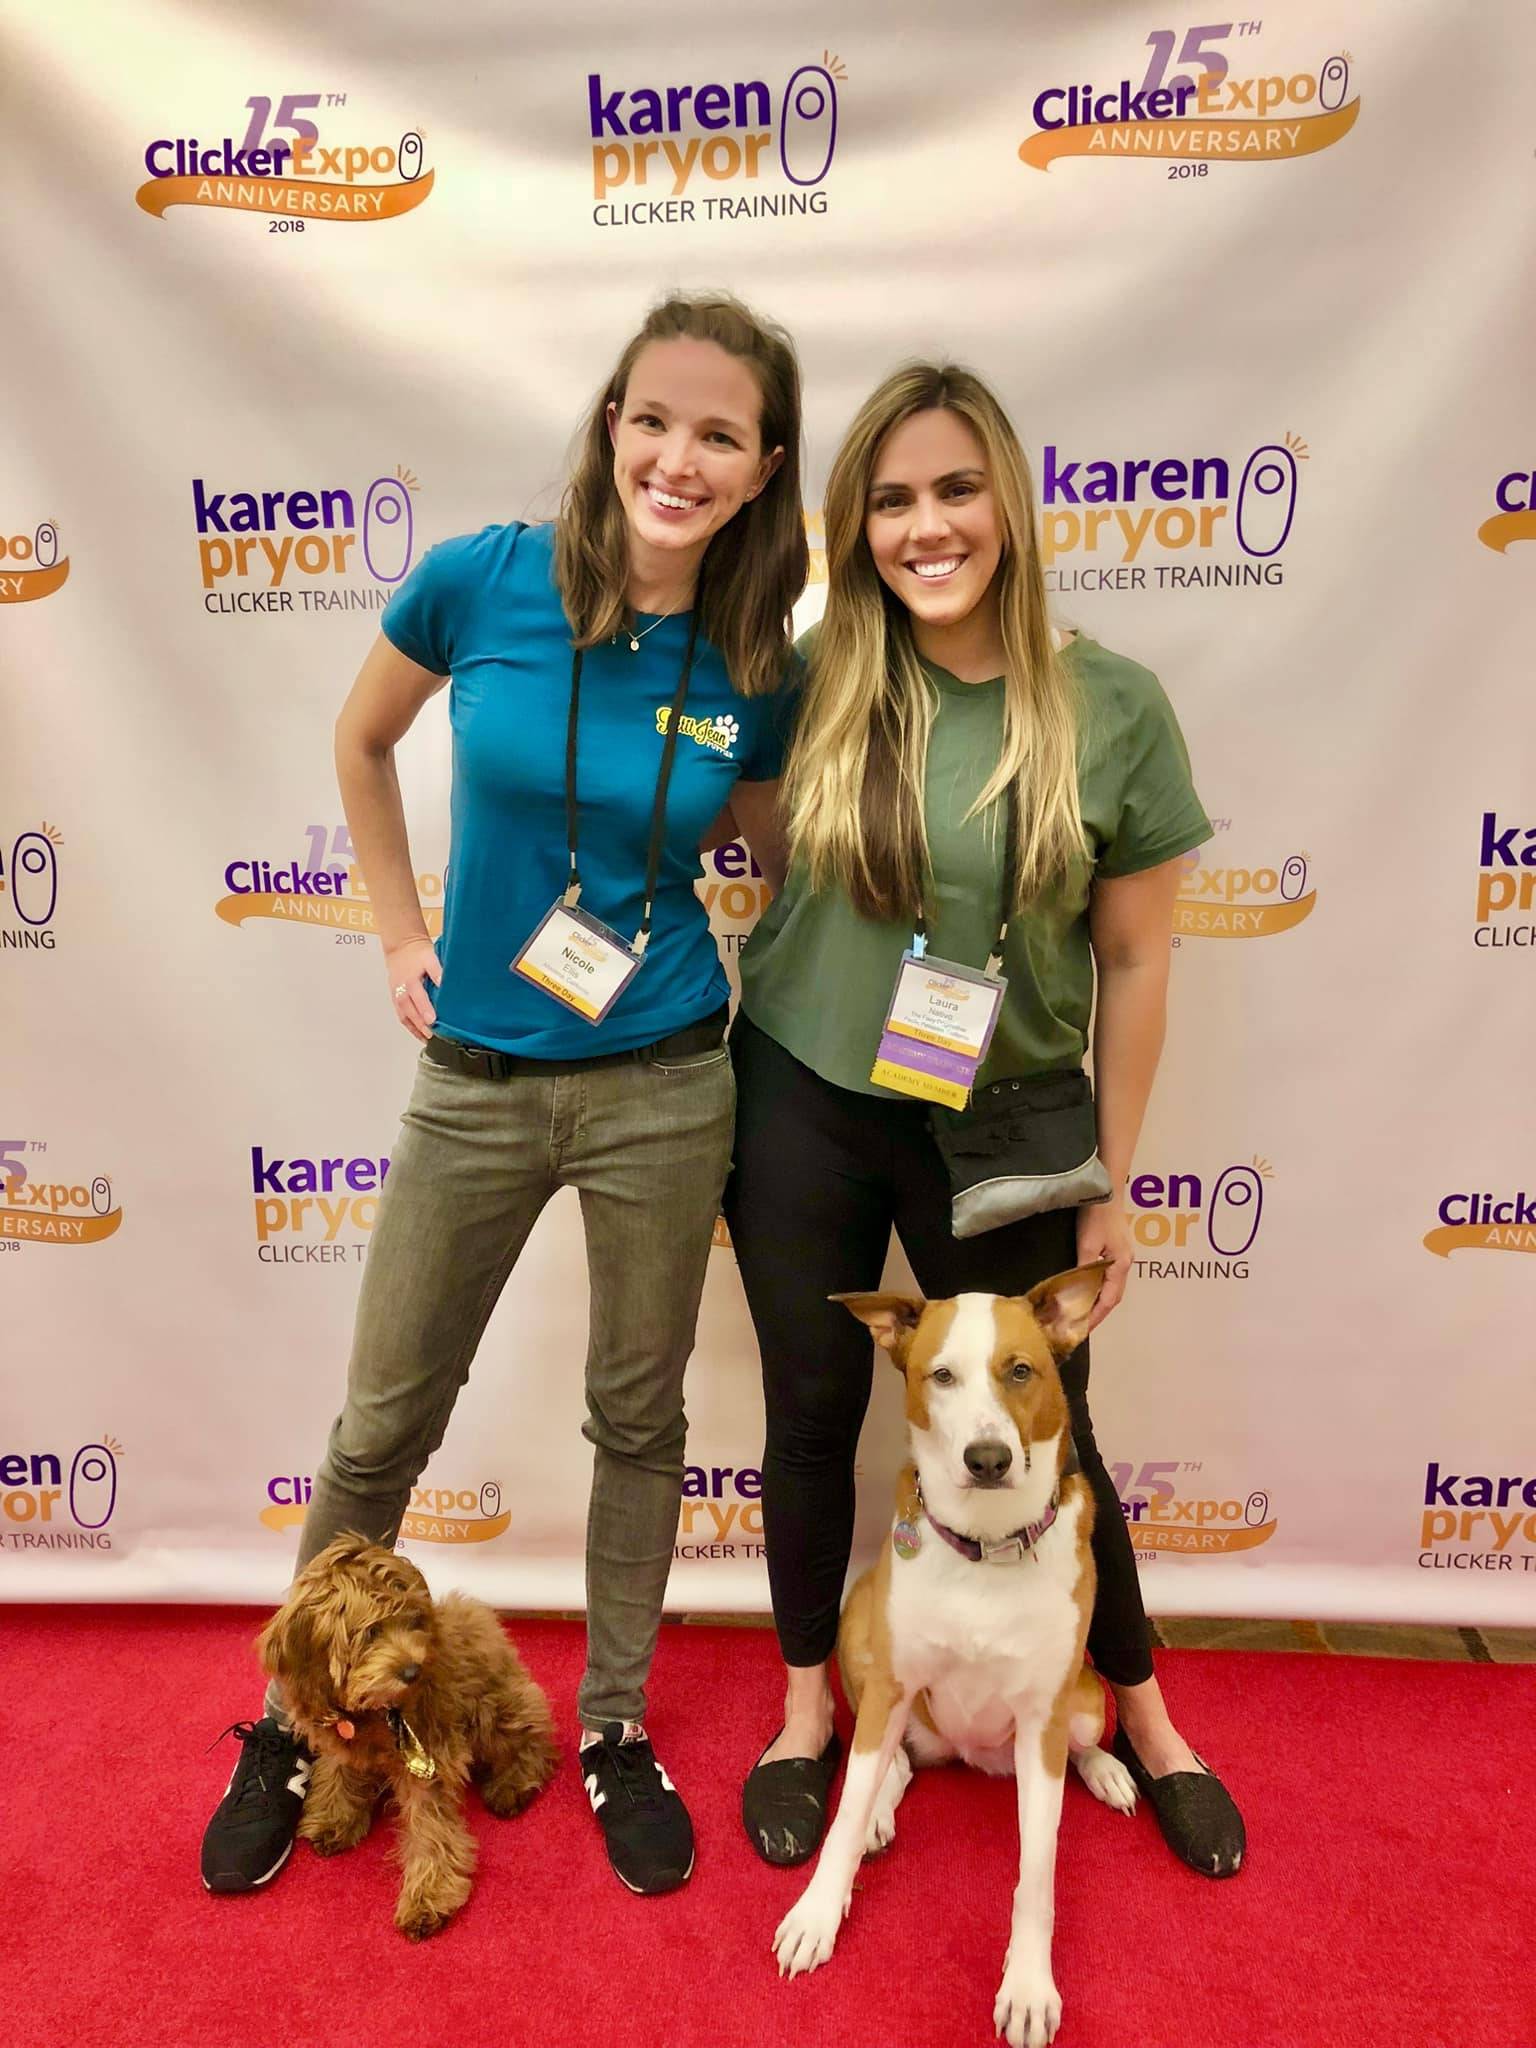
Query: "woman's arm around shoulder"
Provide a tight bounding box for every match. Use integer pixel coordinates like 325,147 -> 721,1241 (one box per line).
727,779 -> 788,895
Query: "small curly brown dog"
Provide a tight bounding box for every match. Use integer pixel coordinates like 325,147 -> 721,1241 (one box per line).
258,1533 -> 557,1939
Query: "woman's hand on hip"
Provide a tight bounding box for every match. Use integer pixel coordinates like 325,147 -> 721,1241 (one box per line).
384,936 -> 441,1042
1076,1196 -> 1131,1333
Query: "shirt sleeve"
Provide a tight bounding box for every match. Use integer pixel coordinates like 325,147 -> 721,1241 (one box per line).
1096,666 -> 1213,877
380,525 -> 521,675
736,648 -> 806,782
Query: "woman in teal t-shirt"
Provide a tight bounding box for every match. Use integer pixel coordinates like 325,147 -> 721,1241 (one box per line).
200,293 -> 803,1909
725,364 -> 1245,1880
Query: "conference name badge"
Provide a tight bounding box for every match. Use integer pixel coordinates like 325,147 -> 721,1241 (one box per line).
512,902 -> 641,1024
870,951 -> 1006,1110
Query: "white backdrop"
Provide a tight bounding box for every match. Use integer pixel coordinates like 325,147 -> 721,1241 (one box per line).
4,0 -> 1534,1626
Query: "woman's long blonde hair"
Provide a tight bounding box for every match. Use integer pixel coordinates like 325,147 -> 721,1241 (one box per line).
784,364 -> 1085,920
554,292 -> 806,699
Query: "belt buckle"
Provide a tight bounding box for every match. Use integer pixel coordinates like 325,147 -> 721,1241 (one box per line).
457,1041 -> 512,1081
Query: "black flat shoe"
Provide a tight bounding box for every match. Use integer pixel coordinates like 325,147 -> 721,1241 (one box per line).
1112,1726 -> 1245,1877
742,1730 -> 842,1867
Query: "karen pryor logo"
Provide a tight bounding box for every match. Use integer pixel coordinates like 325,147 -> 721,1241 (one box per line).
2,1437 -> 122,1552
1041,434 -> 1308,594
588,53 -> 844,225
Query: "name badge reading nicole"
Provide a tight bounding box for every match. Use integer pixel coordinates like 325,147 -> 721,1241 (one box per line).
512,902 -> 642,1024
870,952 -> 1006,1110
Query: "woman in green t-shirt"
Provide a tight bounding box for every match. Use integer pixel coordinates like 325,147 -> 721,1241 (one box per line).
722,364 -> 1245,1879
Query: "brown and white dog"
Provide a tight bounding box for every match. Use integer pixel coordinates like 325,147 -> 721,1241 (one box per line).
259,1534 -> 557,1938
772,1266 -> 1137,2047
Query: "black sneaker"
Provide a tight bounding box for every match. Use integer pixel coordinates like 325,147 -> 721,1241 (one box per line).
201,1717 -> 312,1893
580,1722 -> 694,1895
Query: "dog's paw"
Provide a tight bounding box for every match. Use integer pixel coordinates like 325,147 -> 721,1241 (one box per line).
863,1801 -> 898,1856
481,1783 -> 531,1819
1073,1743 -> 1138,1815
773,1885 -> 847,1978
395,1899 -> 454,1942
994,1963 -> 1062,2048
299,1815 -> 371,1857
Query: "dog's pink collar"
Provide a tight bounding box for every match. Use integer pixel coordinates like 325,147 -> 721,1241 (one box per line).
916,1476 -> 1064,1565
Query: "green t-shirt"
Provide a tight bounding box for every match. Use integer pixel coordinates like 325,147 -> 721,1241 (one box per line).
738,633 -> 1211,1094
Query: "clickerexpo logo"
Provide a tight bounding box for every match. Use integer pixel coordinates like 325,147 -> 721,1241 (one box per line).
1478,467 -> 1536,554
260,1473 -> 509,1545
1423,1189 -> 1536,1261
1041,434 -> 1308,594
588,53 -> 844,226
1111,1457 -> 1277,1562
1173,825 -> 1316,940
0,519 -> 67,604
1020,29 -> 1358,175
137,93 -> 431,228
0,1142 -> 121,1247
215,822 -> 443,940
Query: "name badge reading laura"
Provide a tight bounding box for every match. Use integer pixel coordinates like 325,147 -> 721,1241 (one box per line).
870,952 -> 1006,1110
512,902 -> 642,1024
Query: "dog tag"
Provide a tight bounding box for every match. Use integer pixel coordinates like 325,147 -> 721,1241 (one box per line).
870,952 -> 1006,1111
390,1710 -> 438,1781
512,901 -> 642,1025
334,1717 -> 356,1741
893,1517 -> 923,1561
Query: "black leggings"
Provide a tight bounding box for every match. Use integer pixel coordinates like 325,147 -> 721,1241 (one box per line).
722,1014 -> 1155,1689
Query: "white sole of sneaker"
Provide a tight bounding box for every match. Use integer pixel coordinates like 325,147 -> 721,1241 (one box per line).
202,1836 -> 294,1894
612,1845 -> 695,1897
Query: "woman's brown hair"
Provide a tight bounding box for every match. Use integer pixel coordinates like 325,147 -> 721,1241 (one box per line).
783,363 -> 1085,918
554,292 -> 806,698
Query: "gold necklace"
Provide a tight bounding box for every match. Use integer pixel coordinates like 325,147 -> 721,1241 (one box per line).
621,603 -> 678,653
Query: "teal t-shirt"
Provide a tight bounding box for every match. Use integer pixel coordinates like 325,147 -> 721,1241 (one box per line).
382,521 -> 792,1057
738,633 -> 1211,1092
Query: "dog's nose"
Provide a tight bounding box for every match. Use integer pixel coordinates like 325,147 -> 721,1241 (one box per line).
964,1440 -> 1013,1483
398,1664 -> 421,1685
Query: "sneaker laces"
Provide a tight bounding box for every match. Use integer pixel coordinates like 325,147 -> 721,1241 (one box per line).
604,1734 -> 667,1815
210,1718 -> 298,1811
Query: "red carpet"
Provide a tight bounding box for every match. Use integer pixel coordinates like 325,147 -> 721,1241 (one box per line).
5,1607 -> 1532,2048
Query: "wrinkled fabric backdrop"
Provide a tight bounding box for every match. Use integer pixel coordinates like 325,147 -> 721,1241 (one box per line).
4,0 -> 1534,1624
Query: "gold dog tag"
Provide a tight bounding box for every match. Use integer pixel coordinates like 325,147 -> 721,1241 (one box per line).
390,1709 -> 438,1781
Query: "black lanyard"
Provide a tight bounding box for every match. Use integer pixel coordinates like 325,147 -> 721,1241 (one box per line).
913,778 -> 1020,978
563,604 -> 702,956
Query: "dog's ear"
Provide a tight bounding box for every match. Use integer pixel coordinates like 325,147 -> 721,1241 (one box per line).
1020,1262 -> 1108,1359
831,1292 -> 927,1359
256,1598 -> 323,1700
384,1551 -> 432,1604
